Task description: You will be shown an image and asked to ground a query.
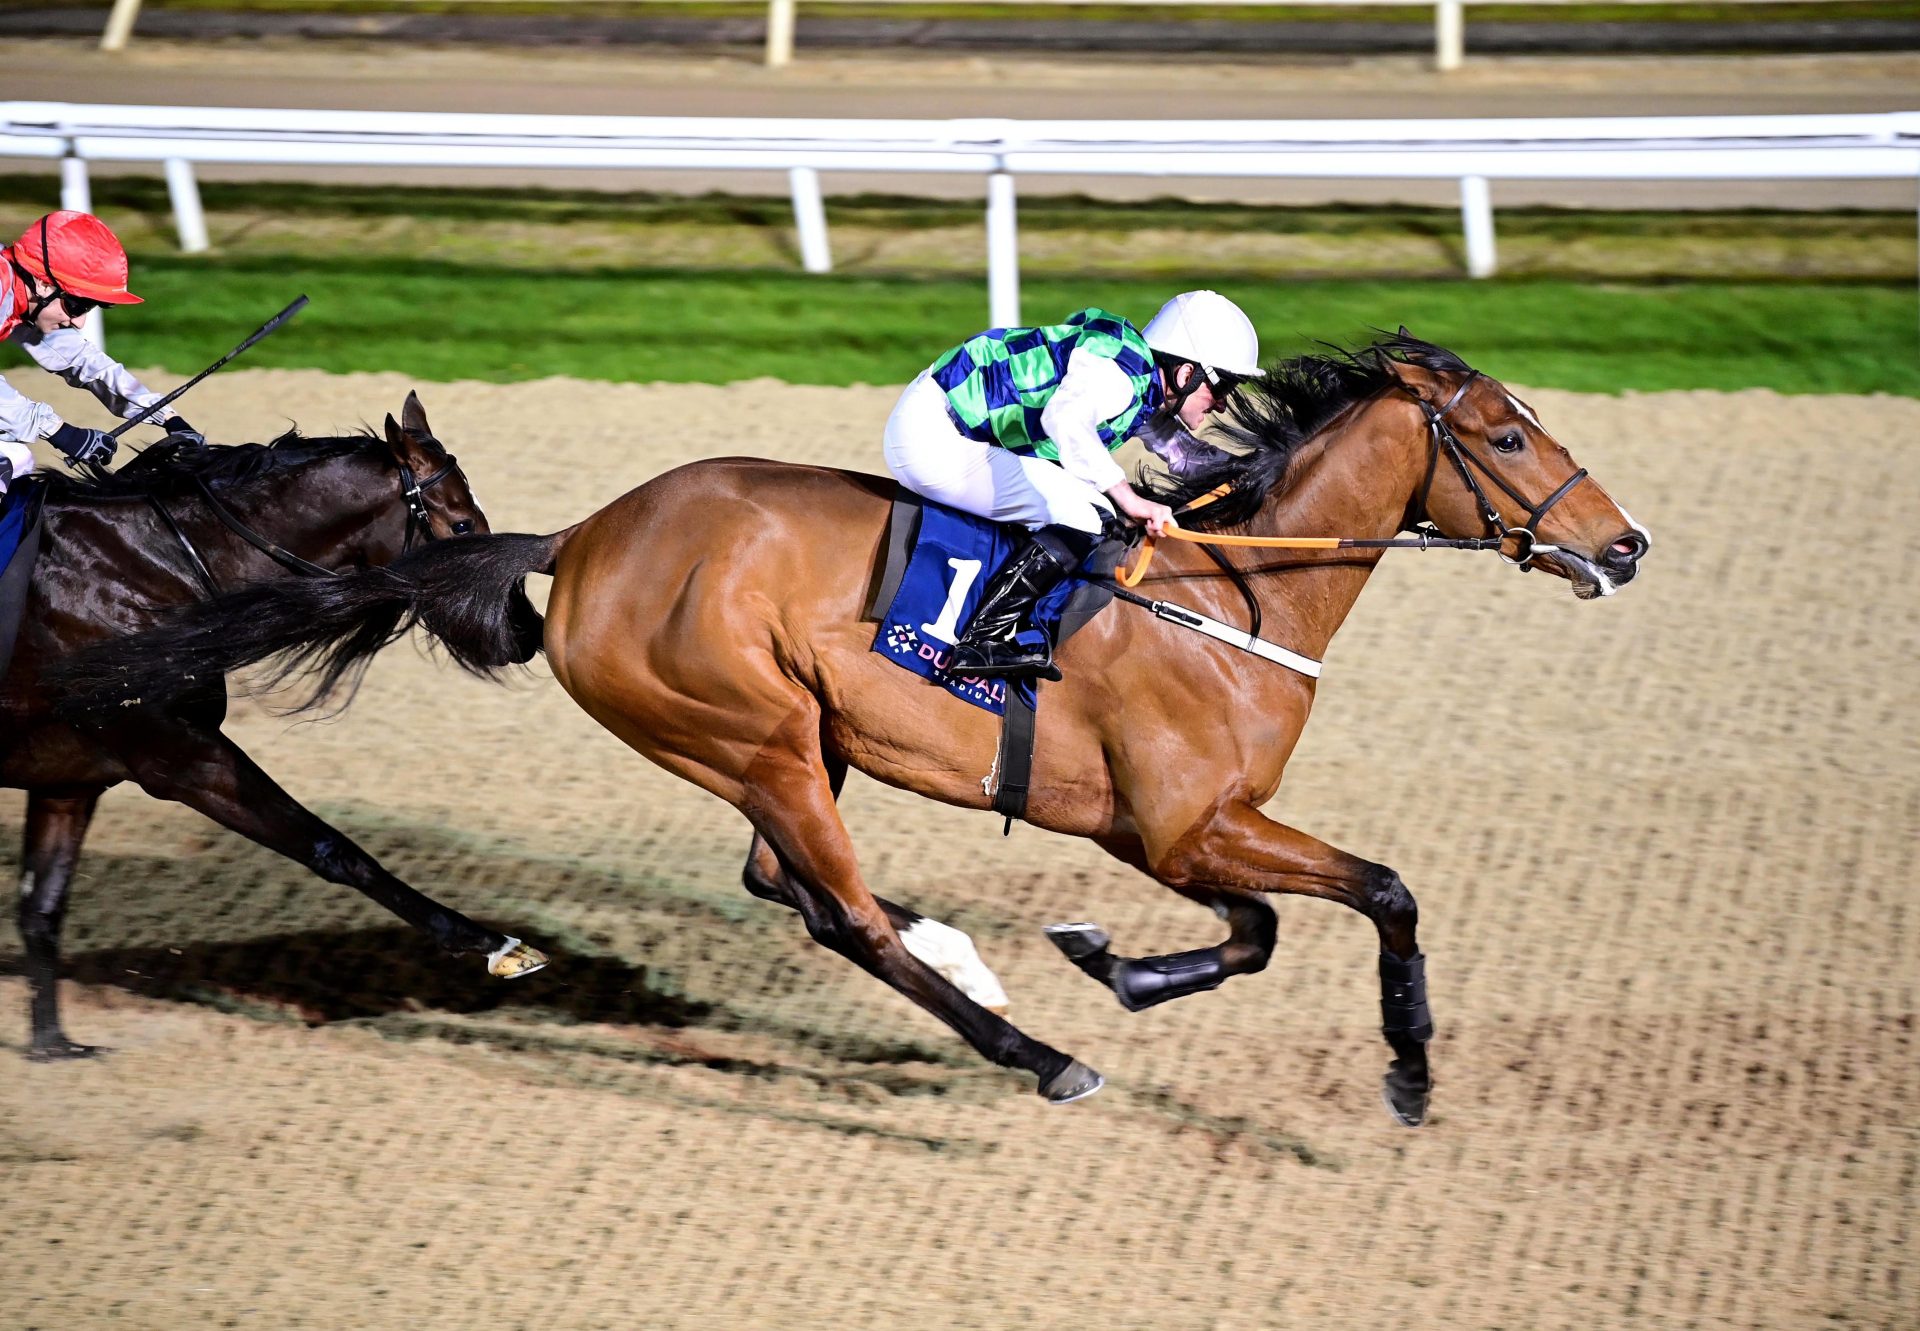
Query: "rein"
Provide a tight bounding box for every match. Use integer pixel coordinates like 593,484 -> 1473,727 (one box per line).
1115,370 -> 1587,589
148,453 -> 459,596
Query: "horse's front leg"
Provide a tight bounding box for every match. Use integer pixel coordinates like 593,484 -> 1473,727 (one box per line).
98,715 -> 548,981
1044,833 -> 1277,1010
17,785 -> 104,1060
1140,798 -> 1433,1127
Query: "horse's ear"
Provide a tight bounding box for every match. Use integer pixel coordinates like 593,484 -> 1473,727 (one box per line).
1381,355 -> 1439,397
1397,324 -> 1413,339
382,413 -> 405,449
400,391 -> 432,441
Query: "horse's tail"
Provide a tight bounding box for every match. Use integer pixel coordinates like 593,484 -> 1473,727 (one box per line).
54,527 -> 575,717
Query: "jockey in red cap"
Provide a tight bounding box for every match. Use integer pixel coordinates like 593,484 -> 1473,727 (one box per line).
2,210 -> 203,494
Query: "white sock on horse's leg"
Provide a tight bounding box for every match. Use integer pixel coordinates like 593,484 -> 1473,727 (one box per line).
900,916 -> 1009,1015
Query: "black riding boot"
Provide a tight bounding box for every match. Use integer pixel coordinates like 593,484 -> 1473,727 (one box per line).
947,525 -> 1097,681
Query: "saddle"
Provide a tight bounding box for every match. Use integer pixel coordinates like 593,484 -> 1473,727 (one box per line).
867,489 -> 1129,825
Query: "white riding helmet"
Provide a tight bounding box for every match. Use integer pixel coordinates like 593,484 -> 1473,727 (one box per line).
1142,290 -> 1262,381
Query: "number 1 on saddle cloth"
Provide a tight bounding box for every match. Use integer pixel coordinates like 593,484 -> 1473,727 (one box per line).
871,502 -> 1093,717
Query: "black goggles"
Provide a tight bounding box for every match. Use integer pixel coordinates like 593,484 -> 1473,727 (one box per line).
56,290 -> 101,318
1202,366 -> 1250,399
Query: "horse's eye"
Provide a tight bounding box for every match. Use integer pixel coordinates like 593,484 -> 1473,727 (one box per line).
451,519 -> 475,536
1493,432 -> 1525,454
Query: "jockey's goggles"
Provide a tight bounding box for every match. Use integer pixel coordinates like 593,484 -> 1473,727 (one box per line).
55,291 -> 101,318
1202,365 -> 1250,399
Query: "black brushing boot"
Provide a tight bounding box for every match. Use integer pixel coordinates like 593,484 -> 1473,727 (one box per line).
948,524 -> 1098,681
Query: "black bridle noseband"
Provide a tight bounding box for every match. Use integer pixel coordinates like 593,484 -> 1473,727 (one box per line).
1408,370 -> 1590,572
148,451 -> 461,598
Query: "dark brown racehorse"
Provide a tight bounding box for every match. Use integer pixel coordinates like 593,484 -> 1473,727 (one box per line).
55,337 -> 1649,1124
6,394 -> 546,1060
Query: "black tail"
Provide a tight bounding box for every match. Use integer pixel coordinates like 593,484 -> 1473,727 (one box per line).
54,531 -> 562,716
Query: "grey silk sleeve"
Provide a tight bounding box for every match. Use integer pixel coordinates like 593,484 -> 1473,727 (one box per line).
18,326 -> 167,424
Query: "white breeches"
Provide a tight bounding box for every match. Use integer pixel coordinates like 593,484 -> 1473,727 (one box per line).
882,371 -> 1112,536
0,440 -> 35,495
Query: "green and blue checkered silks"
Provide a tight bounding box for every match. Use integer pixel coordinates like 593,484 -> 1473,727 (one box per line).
930,308 -> 1161,462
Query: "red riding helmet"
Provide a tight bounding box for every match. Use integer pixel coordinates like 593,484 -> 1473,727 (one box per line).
11,211 -> 144,305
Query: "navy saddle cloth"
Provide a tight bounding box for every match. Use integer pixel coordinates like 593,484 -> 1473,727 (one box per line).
0,478 -> 47,683
868,492 -> 1120,715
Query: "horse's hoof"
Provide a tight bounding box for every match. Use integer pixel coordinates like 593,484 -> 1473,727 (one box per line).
1381,1067 -> 1431,1128
1038,1059 -> 1105,1105
1042,921 -> 1111,962
487,936 -> 549,980
26,1037 -> 106,1063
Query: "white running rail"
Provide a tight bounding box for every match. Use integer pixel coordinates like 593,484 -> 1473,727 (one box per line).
93,0 -> 1891,74
4,102 -> 1916,345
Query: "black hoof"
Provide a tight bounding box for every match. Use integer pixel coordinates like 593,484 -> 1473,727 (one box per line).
26,1037 -> 107,1063
1042,921 -> 1110,962
1382,1061 -> 1430,1128
1039,1059 -> 1105,1104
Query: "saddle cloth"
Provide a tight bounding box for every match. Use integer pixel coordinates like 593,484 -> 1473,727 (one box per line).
0,478 -> 47,683
868,491 -> 1119,716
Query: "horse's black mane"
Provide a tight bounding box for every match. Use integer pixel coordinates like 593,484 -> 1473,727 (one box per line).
1137,330 -> 1474,529
43,429 -> 377,502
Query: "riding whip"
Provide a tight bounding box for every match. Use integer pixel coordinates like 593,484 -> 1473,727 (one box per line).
107,295 -> 310,441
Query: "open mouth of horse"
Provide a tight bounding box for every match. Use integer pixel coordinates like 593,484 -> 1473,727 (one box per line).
1539,546 -> 1639,600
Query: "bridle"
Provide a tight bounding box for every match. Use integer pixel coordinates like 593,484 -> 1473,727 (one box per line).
1406,370 -> 1590,572
148,449 -> 462,598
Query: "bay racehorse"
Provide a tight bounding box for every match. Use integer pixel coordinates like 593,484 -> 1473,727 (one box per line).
6,394 -> 546,1059
54,336 -> 1649,1124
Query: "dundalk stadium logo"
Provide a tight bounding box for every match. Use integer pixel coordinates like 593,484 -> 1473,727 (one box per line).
882,621 -> 1007,709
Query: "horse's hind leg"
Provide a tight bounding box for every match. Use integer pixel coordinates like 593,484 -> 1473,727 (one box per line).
1045,833 -> 1276,1012
100,717 -> 547,980
740,758 -> 1009,1014
17,786 -> 103,1060
741,707 -> 1094,1101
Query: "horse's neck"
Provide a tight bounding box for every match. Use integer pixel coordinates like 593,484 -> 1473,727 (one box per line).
221,451 -> 401,568
1232,394 -> 1426,657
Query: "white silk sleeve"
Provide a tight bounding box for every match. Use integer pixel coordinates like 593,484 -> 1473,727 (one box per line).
1039,349 -> 1135,492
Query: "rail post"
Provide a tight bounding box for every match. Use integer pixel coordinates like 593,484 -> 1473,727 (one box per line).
767,0 -> 796,67
1460,174 -> 1496,278
986,170 -> 1020,328
100,0 -> 143,51
1435,0 -> 1465,71
788,166 -> 832,273
60,152 -> 106,349
165,158 -> 210,254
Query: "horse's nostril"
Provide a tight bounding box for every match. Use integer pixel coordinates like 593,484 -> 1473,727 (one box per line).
1607,534 -> 1646,566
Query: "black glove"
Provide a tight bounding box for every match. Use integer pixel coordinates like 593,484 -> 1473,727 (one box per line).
159,415 -> 206,447
49,423 -> 118,469
0,455 -> 13,486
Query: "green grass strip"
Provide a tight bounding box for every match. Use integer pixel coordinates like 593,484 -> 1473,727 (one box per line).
88,256 -> 1919,397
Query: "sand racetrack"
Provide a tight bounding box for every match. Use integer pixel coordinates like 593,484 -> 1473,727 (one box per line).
4,371 -> 1917,1330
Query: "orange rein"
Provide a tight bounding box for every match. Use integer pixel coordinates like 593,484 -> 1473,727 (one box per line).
1117,486 -> 1345,588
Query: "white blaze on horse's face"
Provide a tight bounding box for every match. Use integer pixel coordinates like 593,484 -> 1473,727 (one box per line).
1505,393 -> 1544,431
1476,385 -> 1649,600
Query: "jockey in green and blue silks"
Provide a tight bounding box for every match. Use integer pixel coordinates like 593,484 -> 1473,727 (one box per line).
882,290 -> 1262,680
